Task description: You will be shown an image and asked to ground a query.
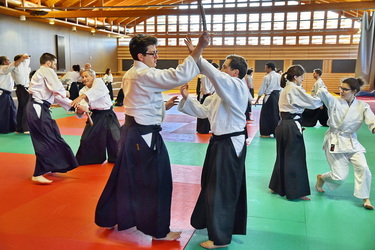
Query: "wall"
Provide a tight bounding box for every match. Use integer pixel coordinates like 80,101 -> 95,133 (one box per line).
0,14 -> 118,74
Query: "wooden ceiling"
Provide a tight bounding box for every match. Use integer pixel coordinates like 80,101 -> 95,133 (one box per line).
1,0 -> 374,36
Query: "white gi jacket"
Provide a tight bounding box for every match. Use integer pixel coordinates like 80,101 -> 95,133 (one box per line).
317,88 -> 375,153
178,58 -> 250,155
102,74 -> 113,83
258,71 -> 282,102
29,66 -> 72,110
279,81 -> 322,114
78,78 -> 112,111
11,58 -> 31,88
0,62 -> 16,91
200,75 -> 215,96
123,55 -> 199,125
310,78 -> 326,97
60,71 -> 81,86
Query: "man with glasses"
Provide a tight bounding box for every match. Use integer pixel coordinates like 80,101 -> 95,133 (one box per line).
95,32 -> 210,241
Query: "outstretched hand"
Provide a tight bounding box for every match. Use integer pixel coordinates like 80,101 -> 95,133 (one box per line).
180,84 -> 190,100
184,37 -> 194,54
165,96 -> 179,110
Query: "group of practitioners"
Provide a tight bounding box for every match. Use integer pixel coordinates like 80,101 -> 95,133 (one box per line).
254,62 -> 374,210
1,29 -> 374,250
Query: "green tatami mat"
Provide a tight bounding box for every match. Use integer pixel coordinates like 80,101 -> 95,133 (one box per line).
185,124 -> 375,250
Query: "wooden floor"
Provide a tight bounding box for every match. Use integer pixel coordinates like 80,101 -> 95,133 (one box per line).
0,93 -> 374,250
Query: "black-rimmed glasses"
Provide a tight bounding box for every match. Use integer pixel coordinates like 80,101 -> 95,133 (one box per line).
339,86 -> 351,92
143,50 -> 158,57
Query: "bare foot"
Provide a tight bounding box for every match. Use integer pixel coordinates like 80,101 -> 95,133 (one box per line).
299,196 -> 311,201
153,231 -> 181,241
315,174 -> 325,192
363,199 -> 374,210
31,175 -> 53,184
270,189 -> 277,194
200,240 -> 228,249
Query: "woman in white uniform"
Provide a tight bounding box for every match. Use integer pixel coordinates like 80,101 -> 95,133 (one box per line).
315,77 -> 375,210
269,65 -> 322,201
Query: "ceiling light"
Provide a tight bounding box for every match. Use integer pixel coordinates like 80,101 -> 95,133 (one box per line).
49,19 -> 55,25
20,15 -> 26,21
72,26 -> 77,32
91,28 -> 96,33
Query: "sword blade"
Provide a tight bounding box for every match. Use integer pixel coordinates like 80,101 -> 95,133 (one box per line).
198,1 -> 207,31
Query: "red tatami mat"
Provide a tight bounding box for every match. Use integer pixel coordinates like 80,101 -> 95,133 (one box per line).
0,152 -> 201,250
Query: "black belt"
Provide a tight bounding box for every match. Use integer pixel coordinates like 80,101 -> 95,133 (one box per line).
0,88 -> 11,94
211,130 -> 245,142
280,112 -> 302,120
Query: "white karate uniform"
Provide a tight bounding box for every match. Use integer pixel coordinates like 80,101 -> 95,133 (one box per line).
11,58 -> 31,88
0,62 -> 16,91
60,71 -> 81,87
200,75 -> 215,97
310,78 -> 326,97
178,57 -> 250,156
102,74 -> 113,83
29,66 -> 72,116
316,88 -> 375,198
258,70 -> 281,103
78,78 -> 112,111
123,55 -> 199,146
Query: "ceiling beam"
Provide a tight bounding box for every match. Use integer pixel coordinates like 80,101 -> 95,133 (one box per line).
38,2 -> 374,18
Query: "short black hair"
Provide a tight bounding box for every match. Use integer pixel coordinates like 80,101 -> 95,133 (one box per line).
266,62 -> 276,71
40,53 -> 56,65
226,54 -> 248,79
313,68 -> 322,76
129,34 -> 158,61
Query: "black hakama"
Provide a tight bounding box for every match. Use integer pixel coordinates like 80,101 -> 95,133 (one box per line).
259,90 -> 280,136
269,112 -> 310,200
196,94 -> 211,134
302,105 -> 328,127
191,131 -> 247,246
105,82 -> 114,100
15,85 -> 30,133
95,115 -> 172,238
26,98 -> 79,176
114,88 -> 124,106
76,108 -> 120,165
0,88 -> 17,134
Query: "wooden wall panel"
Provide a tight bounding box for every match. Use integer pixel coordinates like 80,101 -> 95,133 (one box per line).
118,44 -> 358,94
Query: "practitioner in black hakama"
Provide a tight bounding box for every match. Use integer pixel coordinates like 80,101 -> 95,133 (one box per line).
71,69 -> 120,165
254,62 -> 282,137
95,32 -> 208,241
0,55 -> 29,134
27,53 -> 79,184
180,38 -> 249,249
269,65 -> 322,200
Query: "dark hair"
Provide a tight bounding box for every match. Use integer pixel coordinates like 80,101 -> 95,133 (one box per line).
247,68 -> 253,75
280,64 -> 306,88
226,54 -> 248,79
0,56 -> 8,65
129,34 -> 158,61
342,77 -> 365,94
265,62 -> 276,71
212,62 -> 219,69
14,54 -> 23,61
40,53 -> 56,65
276,68 -> 282,73
313,68 -> 322,76
29,70 -> 36,80
72,64 -> 80,72
105,68 -> 111,74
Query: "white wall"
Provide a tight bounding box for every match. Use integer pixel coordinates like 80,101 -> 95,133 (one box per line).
0,14 -> 118,73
